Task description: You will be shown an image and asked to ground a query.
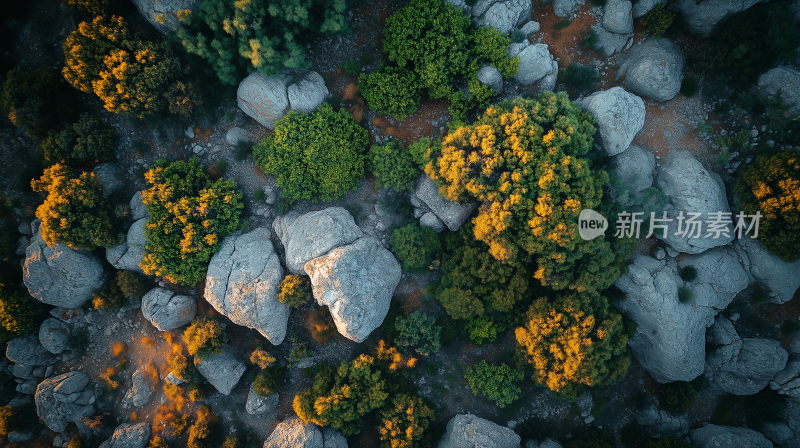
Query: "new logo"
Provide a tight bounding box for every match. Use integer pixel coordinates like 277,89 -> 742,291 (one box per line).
578,209 -> 608,240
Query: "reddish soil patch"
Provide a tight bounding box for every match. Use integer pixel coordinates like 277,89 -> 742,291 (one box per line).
757,288 -> 800,349
534,4 -> 597,68
371,99 -> 451,145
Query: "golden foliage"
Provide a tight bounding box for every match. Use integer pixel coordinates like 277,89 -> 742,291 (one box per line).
249,348 -> 276,369
375,340 -> 418,371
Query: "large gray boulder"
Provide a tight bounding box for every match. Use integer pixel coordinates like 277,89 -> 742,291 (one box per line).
677,0 -> 768,36
636,404 -> 690,438
760,396 -> 800,447
24,231 -> 104,308
273,207 -> 363,275
263,416 -> 324,448
194,347 -> 246,395
98,423 -> 150,448
705,316 -> 789,395
226,127 -> 249,146
437,414 -> 521,448
612,144 -> 656,192
39,318 -> 70,355
7,334 -> 56,366
141,287 -> 196,331
690,424 -> 773,448
514,44 -> 555,85
477,0 -> 533,34
444,0 -> 472,15
477,65 -> 503,93
122,365 -> 157,409
93,163 -> 124,196
205,228 -> 289,344
132,0 -> 201,34
50,307 -> 85,325
130,192 -> 148,221
246,383 -> 278,415
35,371 -> 97,433
590,24 -> 633,57
603,0 -> 634,34
575,87 -> 645,156
758,67 -> 800,113
734,237 -> 800,304
322,428 -> 348,448
677,246 -> 752,310
106,218 -> 146,274
655,150 -> 734,254
554,0 -> 585,16
415,175 -> 478,232
620,38 -> 685,102
632,0 -> 666,17
305,236 -> 402,343
770,354 -> 800,398
237,70 -> 329,129
614,255 -> 740,383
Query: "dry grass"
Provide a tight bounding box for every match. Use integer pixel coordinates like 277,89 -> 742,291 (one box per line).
111,341 -> 126,358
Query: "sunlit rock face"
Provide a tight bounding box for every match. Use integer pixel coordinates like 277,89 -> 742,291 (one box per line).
132,0 -> 201,34
237,70 -> 329,129
437,414 -> 521,448
141,287 -> 196,331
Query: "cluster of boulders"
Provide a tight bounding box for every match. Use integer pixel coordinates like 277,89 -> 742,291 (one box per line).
106,192 -> 149,274
412,174 -> 478,233
132,0 -> 201,34
237,69 -> 330,129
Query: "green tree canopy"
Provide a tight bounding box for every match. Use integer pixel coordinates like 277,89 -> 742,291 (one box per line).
464,360 -> 524,408
0,281 -> 36,344
41,114 -> 116,166
393,311 -> 441,356
377,393 -> 434,448
1,68 -> 78,139
389,223 -> 441,273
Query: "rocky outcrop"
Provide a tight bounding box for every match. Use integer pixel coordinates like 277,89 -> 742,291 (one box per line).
132,0 -> 201,34
690,424 -> 773,448
519,21 -> 540,35
141,287 -> 196,331
478,66 -> 503,93
437,414 -> 521,448
50,307 -> 85,325
106,218 -> 146,274
237,70 -> 329,129
420,212 -> 447,233
676,0 -> 768,36
677,246 -> 751,309
122,365 -> 157,409
590,25 -> 633,57
273,207 -> 363,275
632,0 -> 666,17
24,230 -> 104,308
655,150 -> 734,254
130,192 -> 148,221
93,163 -> 123,196
305,237 -> 401,343
98,422 -> 150,448
758,67 -> 800,113
553,0 -> 585,16
35,371 -> 97,433
205,228 -> 289,344
514,44 -> 555,85
734,236 -> 800,304
246,383 -> 279,415
263,416 -> 324,448
760,396 -> 800,447
194,347 -> 246,395
612,144 -> 655,192
620,38 -> 685,102
770,354 -> 800,398
705,316 -> 788,395
575,87 -> 645,156
414,175 -> 478,232
322,428 -> 348,448
39,318 -> 70,354
603,0 -> 634,34
636,404 -> 689,438
445,0 -> 472,15
7,334 -> 56,366
476,0 -> 533,34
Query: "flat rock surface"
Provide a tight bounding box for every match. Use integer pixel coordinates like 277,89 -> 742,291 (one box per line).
141,287 -> 196,331
576,87 -> 645,156
437,414 -> 521,448
194,347 -> 246,395
415,175 -> 477,232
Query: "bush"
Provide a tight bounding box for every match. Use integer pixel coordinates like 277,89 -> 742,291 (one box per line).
91,278 -> 127,313
147,436 -> 168,448
736,152 -> 800,262
188,384 -> 206,402
32,164 -> 118,250
184,317 -> 225,359
287,337 -> 313,367
277,275 -> 313,308
377,394 -> 434,448
641,4 -> 674,39
561,62 -> 599,91
116,271 -> 146,300
40,114 -> 115,166
583,29 -> 600,51
249,347 -> 276,369
693,3 -> 800,85
359,65 -> 422,120
0,282 -> 35,343
232,141 -> 252,162
516,293 -> 630,401
187,406 -> 218,448
253,364 -> 288,397
254,103 -> 368,204
390,223 -> 441,272
177,0 -> 347,85
63,16 -> 188,117
308,306 -> 338,345
168,352 -> 197,382
680,77 -> 700,97
67,436 -> 85,448
465,315 -> 503,345
141,158 -> 244,285
423,93 -> 631,293
678,287 -> 693,303
393,311 -> 441,355
1,67 -> 78,139
663,381 -> 697,413
0,406 -> 22,435
565,429 -> 615,448
344,59 -> 361,76
554,19 -> 572,31
680,266 -> 698,282
368,140 -> 420,191
464,360 -> 523,408
222,429 -> 259,448
294,355 -> 389,436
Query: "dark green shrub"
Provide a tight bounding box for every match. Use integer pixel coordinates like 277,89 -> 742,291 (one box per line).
368,140 -> 420,191
711,394 -> 737,425
177,0 -> 347,85
184,317 -> 225,359
678,287 -> 693,303
232,141 -> 252,161
693,3 -> 800,85
465,315 -> 503,345
680,77 -> 700,97
583,29 -> 599,51
359,65 -> 422,120
254,190 -> 265,202
663,381 -> 697,413
393,311 -> 441,355
1,67 -> 78,139
68,329 -> 90,354
141,158 -> 244,285
214,160 -> 228,175
254,103 -> 368,204
41,114 -> 115,166
92,278 -> 128,313
253,364 -> 287,397
344,59 -> 361,76
511,30 -> 526,43
564,429 -> 614,448
752,286 -> 771,303
187,406 -> 218,448
464,360 -> 523,408
287,337 -> 313,367
514,417 -> 549,445
620,423 -> 646,448
408,136 -> 439,168
641,4 -> 675,39
562,62 -> 599,91
116,270 -> 147,300
0,282 -> 35,343
32,164 -> 118,250
390,223 -> 441,273
277,275 -> 313,308
680,266 -> 698,282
